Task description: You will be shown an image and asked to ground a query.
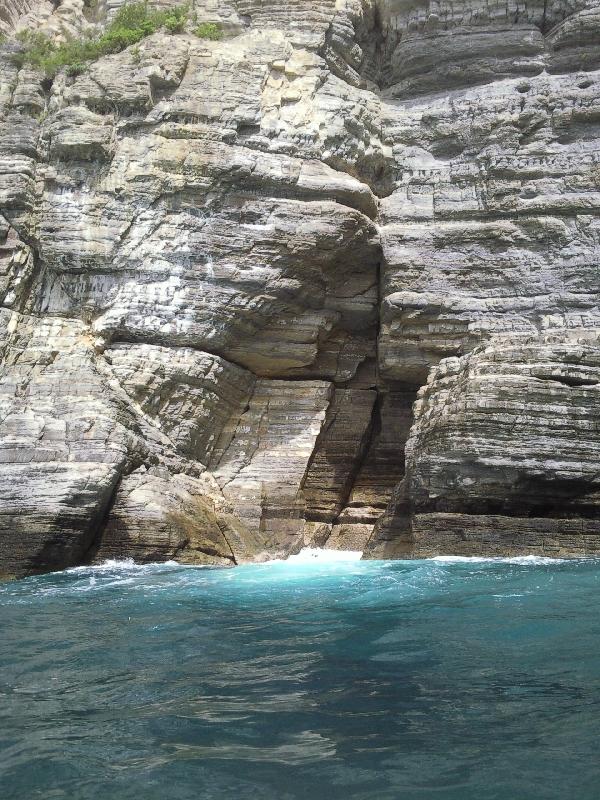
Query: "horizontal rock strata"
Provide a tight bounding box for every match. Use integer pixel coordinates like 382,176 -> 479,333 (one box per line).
366,332 -> 600,558
95,469 -> 265,566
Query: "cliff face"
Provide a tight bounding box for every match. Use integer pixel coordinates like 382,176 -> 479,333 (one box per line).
1,0 -> 600,576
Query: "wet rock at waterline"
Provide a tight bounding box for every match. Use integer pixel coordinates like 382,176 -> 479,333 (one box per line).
2,0 -> 600,575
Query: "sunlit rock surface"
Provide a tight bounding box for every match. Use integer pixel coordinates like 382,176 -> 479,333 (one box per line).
1,0 -> 600,574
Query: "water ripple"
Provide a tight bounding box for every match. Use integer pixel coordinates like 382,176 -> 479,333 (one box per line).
1,555 -> 599,799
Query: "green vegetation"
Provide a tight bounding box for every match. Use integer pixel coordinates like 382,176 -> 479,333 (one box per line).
12,2 -> 221,78
193,22 -> 223,41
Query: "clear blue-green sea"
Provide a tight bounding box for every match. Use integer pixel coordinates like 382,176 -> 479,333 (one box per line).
1,552 -> 599,800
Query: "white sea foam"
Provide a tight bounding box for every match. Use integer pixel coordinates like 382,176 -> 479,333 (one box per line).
289,548 -> 363,563
264,548 -> 363,565
44,551 -> 586,584
430,555 -> 569,565
63,559 -> 184,575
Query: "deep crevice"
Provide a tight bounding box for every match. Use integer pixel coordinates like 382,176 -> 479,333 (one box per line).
536,375 -> 599,388
331,391 -> 383,527
80,469 -> 127,567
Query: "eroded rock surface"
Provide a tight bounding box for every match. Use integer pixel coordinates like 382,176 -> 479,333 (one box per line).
367,333 -> 600,557
1,0 -> 600,574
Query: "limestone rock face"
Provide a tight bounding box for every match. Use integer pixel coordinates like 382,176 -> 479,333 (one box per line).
0,311 -> 146,577
1,0 -> 600,574
408,334 -> 600,519
95,469 -> 266,566
367,332 -> 600,558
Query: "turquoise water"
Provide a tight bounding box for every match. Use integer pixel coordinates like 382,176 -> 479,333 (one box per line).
1,554 -> 599,800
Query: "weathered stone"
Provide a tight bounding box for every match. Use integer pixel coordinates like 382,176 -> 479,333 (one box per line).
213,379 -> 334,555
303,388 -> 377,522
367,332 -> 600,557
368,511 -> 600,560
340,391 -> 414,527
0,312 -> 145,576
407,333 -> 600,518
94,469 -> 266,566
105,343 -> 255,466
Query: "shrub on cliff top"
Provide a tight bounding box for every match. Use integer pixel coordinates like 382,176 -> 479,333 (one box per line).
193,22 -> 223,41
13,2 -> 218,77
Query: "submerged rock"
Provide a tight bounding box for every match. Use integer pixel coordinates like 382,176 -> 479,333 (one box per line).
1,0 -> 600,574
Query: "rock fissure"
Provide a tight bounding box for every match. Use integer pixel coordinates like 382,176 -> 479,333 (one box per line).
81,465 -> 126,566
328,392 -> 382,527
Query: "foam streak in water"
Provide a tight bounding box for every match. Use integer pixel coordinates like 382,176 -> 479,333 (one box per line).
276,548 -> 363,564
430,555 -> 579,564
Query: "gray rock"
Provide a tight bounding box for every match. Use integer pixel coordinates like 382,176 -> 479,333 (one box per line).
367,332 -> 600,557
94,469 -> 266,566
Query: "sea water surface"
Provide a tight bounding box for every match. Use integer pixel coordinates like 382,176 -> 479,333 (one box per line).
1,551 -> 599,800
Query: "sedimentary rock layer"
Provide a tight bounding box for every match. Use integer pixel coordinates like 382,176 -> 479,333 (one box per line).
367,332 -> 600,557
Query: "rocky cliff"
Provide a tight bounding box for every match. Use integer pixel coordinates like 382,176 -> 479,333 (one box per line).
1,0 -> 600,577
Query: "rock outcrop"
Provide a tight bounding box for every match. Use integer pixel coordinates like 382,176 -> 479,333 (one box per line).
366,332 -> 600,558
1,0 -> 600,575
